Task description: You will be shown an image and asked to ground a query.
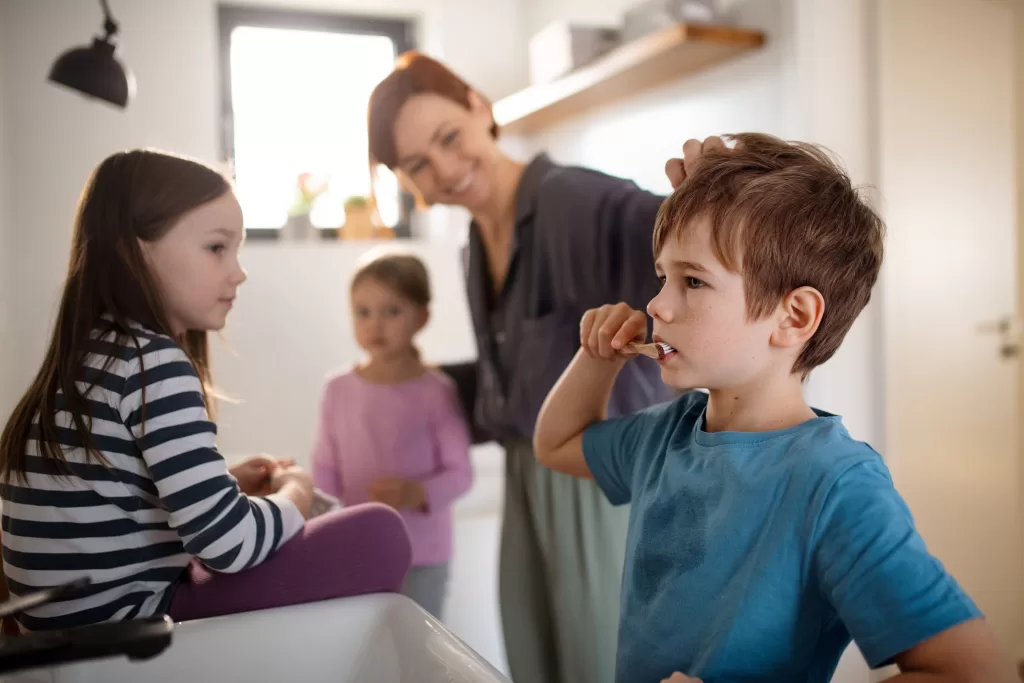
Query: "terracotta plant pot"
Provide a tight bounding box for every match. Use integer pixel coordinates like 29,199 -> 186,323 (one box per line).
340,199 -> 393,240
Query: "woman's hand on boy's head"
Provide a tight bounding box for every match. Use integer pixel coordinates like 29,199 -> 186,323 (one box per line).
665,135 -> 728,189
580,303 -> 647,361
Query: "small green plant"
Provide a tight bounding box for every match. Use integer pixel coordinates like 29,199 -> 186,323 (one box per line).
288,172 -> 328,217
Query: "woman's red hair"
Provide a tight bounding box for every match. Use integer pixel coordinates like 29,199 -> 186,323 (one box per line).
367,50 -> 498,172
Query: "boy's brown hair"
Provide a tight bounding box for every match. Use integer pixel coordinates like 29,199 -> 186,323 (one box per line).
653,133 -> 885,375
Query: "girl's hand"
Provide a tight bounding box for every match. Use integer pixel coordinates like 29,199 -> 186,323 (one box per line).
269,464 -> 311,493
580,302 -> 648,361
369,477 -> 427,512
661,674 -> 702,683
269,465 -> 314,518
665,135 -> 728,189
230,455 -> 279,496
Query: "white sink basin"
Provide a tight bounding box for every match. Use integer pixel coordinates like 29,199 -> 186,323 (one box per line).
9,594 -> 512,683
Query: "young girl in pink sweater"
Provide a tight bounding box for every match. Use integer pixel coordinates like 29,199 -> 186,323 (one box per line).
311,250 -> 473,619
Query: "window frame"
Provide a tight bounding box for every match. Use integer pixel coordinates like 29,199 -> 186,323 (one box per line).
217,5 -> 415,240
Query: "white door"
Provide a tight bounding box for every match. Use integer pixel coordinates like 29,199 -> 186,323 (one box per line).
879,0 -> 1022,659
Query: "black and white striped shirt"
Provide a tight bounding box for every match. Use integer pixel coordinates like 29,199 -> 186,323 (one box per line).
0,324 -> 304,630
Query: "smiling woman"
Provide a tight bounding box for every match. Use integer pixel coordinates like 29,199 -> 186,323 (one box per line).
368,52 -> 675,683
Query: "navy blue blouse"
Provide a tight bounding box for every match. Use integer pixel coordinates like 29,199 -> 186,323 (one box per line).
446,154 -> 674,444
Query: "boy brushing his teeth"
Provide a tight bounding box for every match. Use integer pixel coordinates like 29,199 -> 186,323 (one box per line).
532,134 -> 1015,683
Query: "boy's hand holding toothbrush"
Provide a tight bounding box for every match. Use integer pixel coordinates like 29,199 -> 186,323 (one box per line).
580,303 -> 674,362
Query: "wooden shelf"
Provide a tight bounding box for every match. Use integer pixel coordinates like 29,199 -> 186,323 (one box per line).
493,23 -> 766,135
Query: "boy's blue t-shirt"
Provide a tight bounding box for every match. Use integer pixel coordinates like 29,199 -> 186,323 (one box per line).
583,391 -> 980,683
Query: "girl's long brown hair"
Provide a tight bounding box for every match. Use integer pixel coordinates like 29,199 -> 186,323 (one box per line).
0,149 -> 230,483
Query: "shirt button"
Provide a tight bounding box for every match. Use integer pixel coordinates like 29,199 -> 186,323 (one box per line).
496,331 -> 506,344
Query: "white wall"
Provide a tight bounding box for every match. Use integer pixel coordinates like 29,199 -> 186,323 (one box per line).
517,0 -> 799,189
877,0 -> 1022,666
794,6 -> 887,677
0,1 -> 14,421
225,0 -> 528,104
0,0 -> 526,396
0,0 -> 518,672
212,240 -> 476,456
789,0 -> 883,461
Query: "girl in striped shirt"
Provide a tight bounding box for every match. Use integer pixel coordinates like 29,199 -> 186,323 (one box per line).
0,149 -> 411,631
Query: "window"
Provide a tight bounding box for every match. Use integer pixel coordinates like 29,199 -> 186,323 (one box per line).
218,6 -> 413,237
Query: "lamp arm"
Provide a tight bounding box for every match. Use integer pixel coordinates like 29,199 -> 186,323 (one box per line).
98,0 -> 118,40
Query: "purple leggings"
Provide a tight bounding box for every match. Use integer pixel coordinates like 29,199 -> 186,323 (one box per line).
167,503 -> 412,622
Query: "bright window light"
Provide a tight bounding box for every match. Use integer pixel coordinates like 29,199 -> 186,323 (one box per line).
229,26 -> 400,229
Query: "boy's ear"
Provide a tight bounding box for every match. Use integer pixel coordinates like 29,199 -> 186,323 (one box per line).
417,306 -> 430,333
771,286 -> 824,350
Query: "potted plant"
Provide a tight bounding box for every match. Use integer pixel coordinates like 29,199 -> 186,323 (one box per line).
285,172 -> 328,240
340,195 -> 393,240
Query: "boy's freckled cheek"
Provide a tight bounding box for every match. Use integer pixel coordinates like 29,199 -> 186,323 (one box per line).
681,301 -> 713,324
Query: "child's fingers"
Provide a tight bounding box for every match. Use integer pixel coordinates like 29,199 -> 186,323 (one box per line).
582,304 -> 647,360
588,307 -> 613,359
612,310 -> 648,350
596,304 -> 636,359
246,454 -> 276,470
580,309 -> 597,357
594,308 -> 623,359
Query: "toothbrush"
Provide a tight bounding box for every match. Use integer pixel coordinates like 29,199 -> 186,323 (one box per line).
624,341 -> 675,360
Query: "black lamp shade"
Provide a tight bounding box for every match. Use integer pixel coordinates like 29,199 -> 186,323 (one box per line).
48,37 -> 135,108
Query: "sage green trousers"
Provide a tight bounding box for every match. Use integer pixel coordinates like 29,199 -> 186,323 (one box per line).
499,439 -> 630,683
